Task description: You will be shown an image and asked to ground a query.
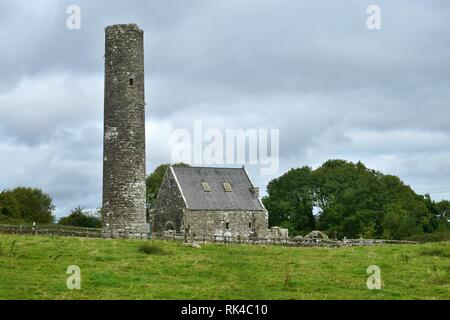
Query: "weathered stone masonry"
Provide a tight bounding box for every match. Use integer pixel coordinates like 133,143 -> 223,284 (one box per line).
151,167 -> 269,238
151,167 -> 186,233
183,210 -> 269,239
102,24 -> 148,237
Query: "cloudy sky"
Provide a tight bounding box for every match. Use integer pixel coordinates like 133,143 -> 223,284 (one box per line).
0,0 -> 449,218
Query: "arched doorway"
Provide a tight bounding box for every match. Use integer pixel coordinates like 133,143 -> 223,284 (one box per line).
165,222 -> 175,232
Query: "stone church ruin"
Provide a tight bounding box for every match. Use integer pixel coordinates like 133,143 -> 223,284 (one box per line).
151,166 -> 270,239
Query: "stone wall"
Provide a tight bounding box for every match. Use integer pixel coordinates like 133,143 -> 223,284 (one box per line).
183,209 -> 269,238
102,24 -> 148,237
151,168 -> 186,234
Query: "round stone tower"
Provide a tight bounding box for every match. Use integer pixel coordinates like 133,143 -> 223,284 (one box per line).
102,24 -> 148,238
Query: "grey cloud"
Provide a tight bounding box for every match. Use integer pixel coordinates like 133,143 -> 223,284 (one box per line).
1,0 -> 450,217
0,73 -> 102,145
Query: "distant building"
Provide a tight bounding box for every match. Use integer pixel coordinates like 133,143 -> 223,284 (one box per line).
151,166 -> 269,238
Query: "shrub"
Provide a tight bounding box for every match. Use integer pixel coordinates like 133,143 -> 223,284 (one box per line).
59,207 -> 102,228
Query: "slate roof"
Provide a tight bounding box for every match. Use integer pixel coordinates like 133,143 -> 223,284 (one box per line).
171,166 -> 265,211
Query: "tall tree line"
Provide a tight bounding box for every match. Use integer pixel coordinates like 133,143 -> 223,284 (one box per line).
263,159 -> 450,239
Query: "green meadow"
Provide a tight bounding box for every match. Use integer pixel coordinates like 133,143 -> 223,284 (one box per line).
0,234 -> 448,300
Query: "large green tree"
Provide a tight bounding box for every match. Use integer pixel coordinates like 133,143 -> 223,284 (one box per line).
314,160 -> 388,238
0,191 -> 21,222
435,200 -> 450,223
0,187 -> 55,224
262,167 -> 315,235
263,159 -> 443,239
379,175 -> 433,238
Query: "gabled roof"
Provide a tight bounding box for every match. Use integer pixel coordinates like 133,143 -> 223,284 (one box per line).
171,166 -> 265,211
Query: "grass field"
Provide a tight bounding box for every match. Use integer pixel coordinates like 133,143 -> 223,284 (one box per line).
0,234 -> 448,300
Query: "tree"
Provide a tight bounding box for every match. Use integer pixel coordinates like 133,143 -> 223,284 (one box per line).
0,187 -> 55,224
0,191 -> 21,222
380,175 -> 432,237
436,200 -> 450,214
435,200 -> 450,224
314,160 -> 387,238
59,207 -> 102,228
422,199 -> 450,234
262,167 -> 316,235
263,159 -> 444,240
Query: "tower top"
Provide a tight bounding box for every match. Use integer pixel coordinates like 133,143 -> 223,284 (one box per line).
105,23 -> 143,33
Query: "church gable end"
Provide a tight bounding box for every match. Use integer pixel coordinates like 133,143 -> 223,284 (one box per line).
151,167 -> 187,234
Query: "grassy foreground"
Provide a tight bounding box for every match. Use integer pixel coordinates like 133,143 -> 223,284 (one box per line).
0,234 -> 448,300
